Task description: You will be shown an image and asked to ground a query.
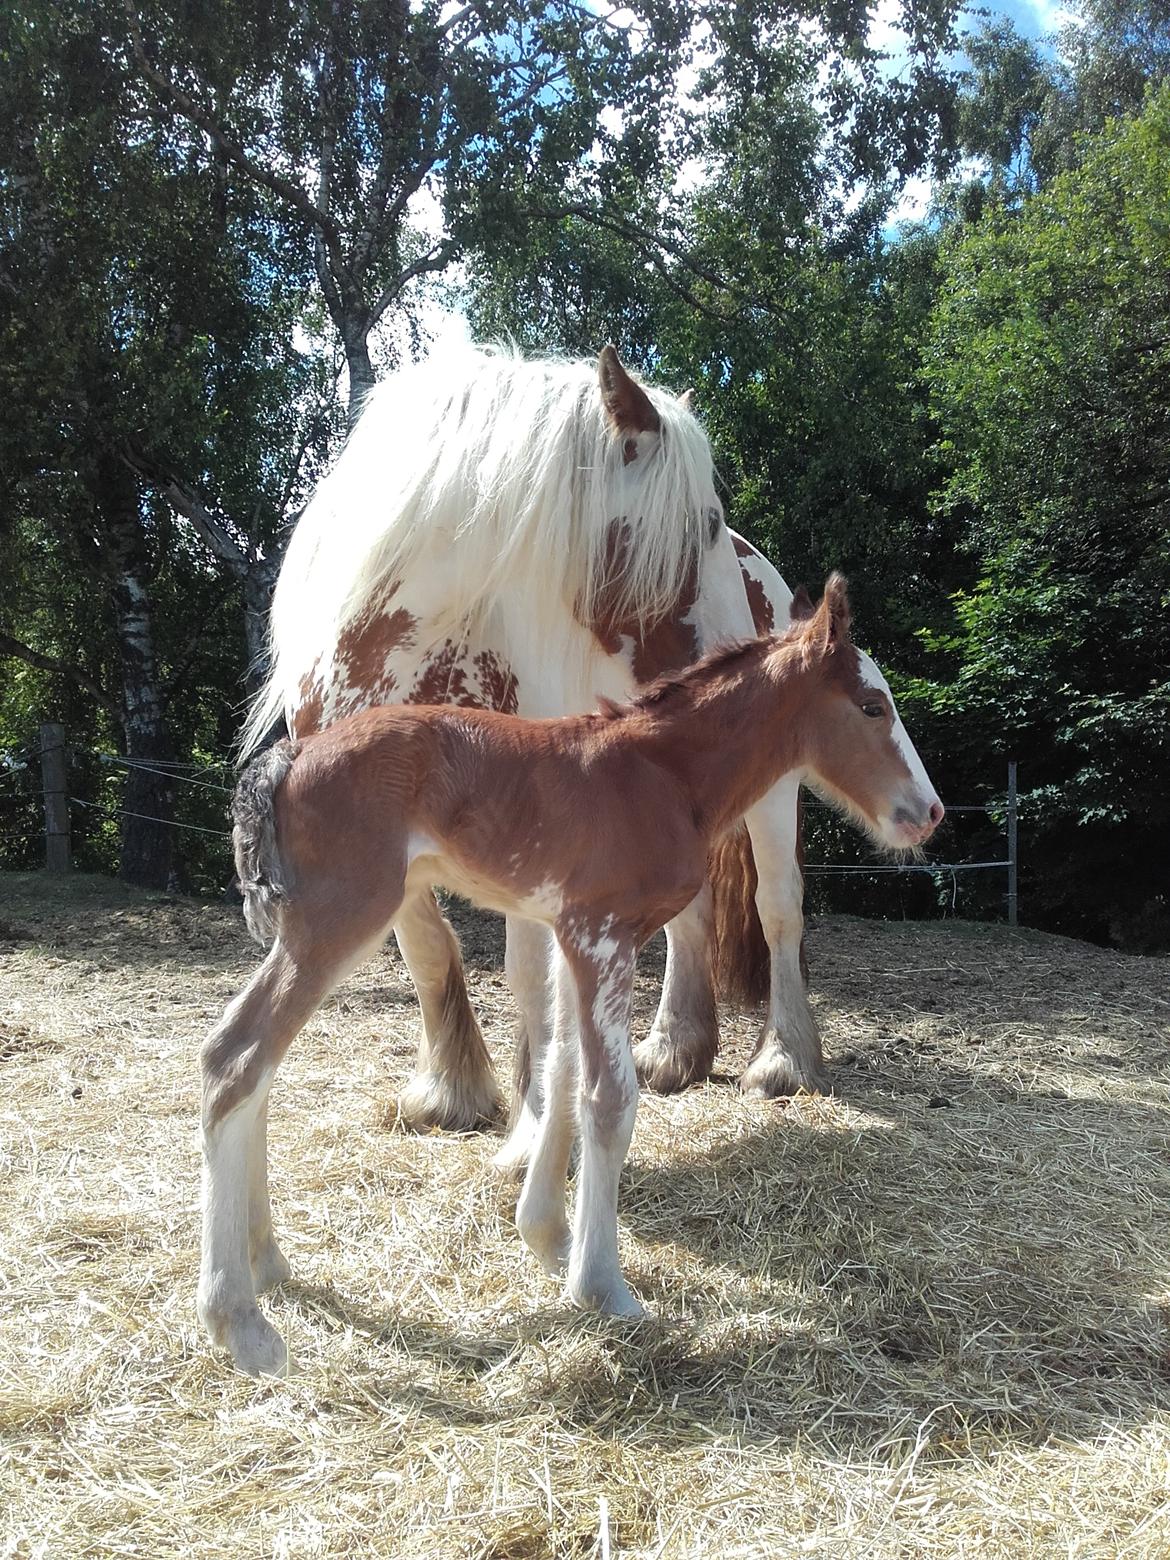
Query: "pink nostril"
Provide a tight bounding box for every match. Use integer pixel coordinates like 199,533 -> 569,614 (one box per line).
929,801 -> 945,828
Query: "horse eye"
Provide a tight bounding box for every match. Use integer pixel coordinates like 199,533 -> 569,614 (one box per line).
705,506 -> 722,542
862,702 -> 885,719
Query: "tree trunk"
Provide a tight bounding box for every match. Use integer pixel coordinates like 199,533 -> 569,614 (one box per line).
344,329 -> 376,431
96,453 -> 178,889
243,555 -> 280,700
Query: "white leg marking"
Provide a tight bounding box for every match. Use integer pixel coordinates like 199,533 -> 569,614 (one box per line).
395,892 -> 501,1131
248,1099 -> 291,1293
742,776 -> 828,1095
494,917 -> 556,1173
198,1071 -> 288,1376
568,945 -> 644,1318
514,955 -> 576,1272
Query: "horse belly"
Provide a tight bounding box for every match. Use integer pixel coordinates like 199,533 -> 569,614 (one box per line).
404,839 -> 564,925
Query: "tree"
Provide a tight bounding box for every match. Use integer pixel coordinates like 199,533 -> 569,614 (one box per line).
0,0 -> 328,883
920,86 -> 1170,947
951,0 -> 1170,209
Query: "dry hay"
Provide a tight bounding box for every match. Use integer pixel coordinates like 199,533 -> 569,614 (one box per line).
1,870 -> 1169,1558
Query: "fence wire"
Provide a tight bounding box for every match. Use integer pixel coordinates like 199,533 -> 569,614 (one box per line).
6,736 -> 1020,924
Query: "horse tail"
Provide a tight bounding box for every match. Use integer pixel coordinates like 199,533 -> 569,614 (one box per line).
232,739 -> 301,945
709,825 -> 769,1006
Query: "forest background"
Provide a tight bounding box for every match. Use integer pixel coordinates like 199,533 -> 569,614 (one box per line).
1,0 -> 1166,951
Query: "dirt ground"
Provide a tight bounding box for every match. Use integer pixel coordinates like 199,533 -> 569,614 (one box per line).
1,870 -> 1168,1557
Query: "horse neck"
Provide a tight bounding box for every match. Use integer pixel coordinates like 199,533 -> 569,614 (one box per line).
630,639 -> 812,838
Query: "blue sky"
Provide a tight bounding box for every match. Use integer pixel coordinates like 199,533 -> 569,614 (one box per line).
881,0 -> 1074,228
990,0 -> 1072,42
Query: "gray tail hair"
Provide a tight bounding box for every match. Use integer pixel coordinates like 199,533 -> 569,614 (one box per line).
232,738 -> 301,945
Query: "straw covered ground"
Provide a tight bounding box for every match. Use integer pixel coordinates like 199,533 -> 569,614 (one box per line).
1,870 -> 1169,1558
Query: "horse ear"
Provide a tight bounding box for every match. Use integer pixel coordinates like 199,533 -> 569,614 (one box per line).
821,572 -> 852,645
789,584 -> 814,622
678,387 -> 696,413
598,345 -> 661,436
803,573 -> 852,654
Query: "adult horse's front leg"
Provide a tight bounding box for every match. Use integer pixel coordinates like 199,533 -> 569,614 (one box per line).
495,915 -> 556,1172
393,890 -> 502,1131
740,776 -> 829,1096
632,884 -> 719,1093
514,950 -> 577,1271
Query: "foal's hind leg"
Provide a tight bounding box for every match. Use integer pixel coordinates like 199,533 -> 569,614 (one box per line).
633,884 -> 718,1093
198,944 -> 329,1375
199,905 -> 398,1374
247,1098 -> 290,1293
394,890 -> 502,1131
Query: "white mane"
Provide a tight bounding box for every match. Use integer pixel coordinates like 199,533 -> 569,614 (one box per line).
241,342 -> 717,754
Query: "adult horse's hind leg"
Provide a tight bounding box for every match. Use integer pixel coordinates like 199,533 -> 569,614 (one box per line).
393,889 -> 502,1131
633,883 -> 718,1093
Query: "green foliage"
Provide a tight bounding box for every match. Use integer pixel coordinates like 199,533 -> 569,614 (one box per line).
921,87 -> 1170,946
2,0 -> 1164,948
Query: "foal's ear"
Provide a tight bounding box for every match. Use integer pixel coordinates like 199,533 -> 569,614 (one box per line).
805,572 -> 852,653
789,584 -> 815,622
598,345 -> 662,442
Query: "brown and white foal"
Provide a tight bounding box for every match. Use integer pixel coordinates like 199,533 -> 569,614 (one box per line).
200,576 -> 942,1374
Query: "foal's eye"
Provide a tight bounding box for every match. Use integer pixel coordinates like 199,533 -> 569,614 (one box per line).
861,702 -> 885,719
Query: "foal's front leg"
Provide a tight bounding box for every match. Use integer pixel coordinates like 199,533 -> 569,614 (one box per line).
562,924 -> 642,1317
494,916 -> 557,1173
514,950 -> 577,1271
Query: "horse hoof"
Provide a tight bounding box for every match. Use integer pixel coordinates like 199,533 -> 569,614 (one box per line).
389,1069 -> 503,1134
251,1241 -> 292,1294
632,1032 -> 716,1094
739,1048 -> 830,1099
516,1208 -> 571,1277
492,1097 -> 540,1174
568,1270 -> 645,1319
200,1297 -> 288,1377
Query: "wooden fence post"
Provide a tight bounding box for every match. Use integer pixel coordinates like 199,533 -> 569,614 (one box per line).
1006,760 -> 1018,928
39,721 -> 71,872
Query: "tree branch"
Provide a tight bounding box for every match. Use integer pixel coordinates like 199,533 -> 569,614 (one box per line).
368,236 -> 462,323
530,201 -> 743,303
0,631 -> 119,717
121,0 -> 349,273
121,447 -> 253,577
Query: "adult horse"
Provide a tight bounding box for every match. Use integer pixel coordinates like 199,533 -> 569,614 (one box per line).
242,343 -> 821,1144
